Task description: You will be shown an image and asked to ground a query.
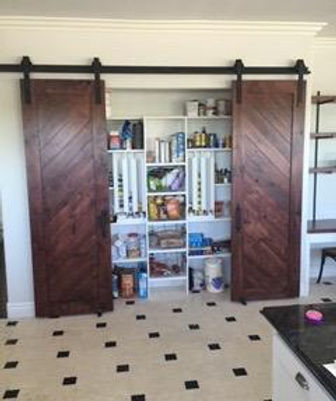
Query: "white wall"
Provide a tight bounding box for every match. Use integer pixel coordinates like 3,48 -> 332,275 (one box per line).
307,39 -> 336,280
0,19 -> 330,317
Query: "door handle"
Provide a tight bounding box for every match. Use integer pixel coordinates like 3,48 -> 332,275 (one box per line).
295,372 -> 309,391
99,210 -> 109,238
235,204 -> 242,232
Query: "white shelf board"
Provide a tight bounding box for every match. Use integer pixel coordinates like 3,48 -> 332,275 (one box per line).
188,252 -> 231,259
111,219 -> 146,227
187,115 -> 232,120
149,248 -> 187,254
144,116 -> 186,120
188,217 -> 231,223
109,186 -> 114,190
146,162 -> 186,167
215,183 -> 232,186
147,191 -> 186,196
187,148 -> 232,152
107,116 -> 143,120
147,220 -> 186,226
108,149 -> 144,154
149,275 -> 187,282
113,257 -> 147,264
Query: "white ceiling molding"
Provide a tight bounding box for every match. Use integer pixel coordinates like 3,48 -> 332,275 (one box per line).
0,17 -> 326,36
313,37 -> 336,48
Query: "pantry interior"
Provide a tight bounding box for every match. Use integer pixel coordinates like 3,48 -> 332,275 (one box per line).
107,88 -> 233,299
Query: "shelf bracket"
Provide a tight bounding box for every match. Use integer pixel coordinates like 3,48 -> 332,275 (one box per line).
234,59 -> 244,104
295,59 -> 307,106
92,57 -> 102,104
21,56 -> 32,104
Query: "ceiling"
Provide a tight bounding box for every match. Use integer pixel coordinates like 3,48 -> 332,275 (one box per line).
0,0 -> 335,36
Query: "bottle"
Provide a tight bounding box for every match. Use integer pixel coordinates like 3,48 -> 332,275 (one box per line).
138,272 -> 148,299
112,274 -> 119,299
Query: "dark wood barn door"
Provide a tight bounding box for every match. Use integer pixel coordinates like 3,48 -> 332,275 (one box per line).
231,81 -> 305,302
22,80 -> 112,317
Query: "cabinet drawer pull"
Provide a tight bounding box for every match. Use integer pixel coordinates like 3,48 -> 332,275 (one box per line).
295,372 -> 309,391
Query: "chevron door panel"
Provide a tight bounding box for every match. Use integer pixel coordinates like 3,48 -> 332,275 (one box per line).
21,80 -> 113,317
231,81 -> 305,301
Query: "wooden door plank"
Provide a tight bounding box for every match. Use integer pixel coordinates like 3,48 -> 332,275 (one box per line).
21,80 -> 112,316
231,81 -> 305,301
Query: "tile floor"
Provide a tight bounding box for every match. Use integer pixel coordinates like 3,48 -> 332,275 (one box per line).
0,279 -> 335,401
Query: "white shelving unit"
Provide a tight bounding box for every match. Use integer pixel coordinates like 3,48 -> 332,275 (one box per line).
107,89 -> 233,298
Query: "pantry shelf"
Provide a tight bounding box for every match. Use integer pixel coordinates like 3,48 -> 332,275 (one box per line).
148,220 -> 186,226
187,115 -> 232,120
188,252 -> 231,259
111,219 -> 146,227
107,92 -> 233,298
113,257 -> 147,264
146,162 -> 186,167
107,149 -> 144,154
149,275 -> 187,282
149,248 -> 187,254
187,148 -> 232,152
147,191 -> 186,196
188,217 -> 231,223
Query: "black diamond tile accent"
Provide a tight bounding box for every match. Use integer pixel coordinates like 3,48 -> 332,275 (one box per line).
165,353 -> 177,361
63,376 -> 77,385
117,364 -> 129,373
226,316 -> 236,322
321,297 -> 332,303
57,351 -> 70,358
136,315 -> 146,320
97,312 -> 103,317
126,300 -> 135,305
188,324 -> 200,330
185,380 -> 199,390
248,335 -> 261,341
4,361 -> 18,369
233,367 -> 248,377
5,339 -> 18,345
208,343 -> 221,351
6,321 -> 17,327
206,302 -> 216,307
105,341 -> 117,348
172,308 -> 182,313
3,389 -> 20,399
96,322 -> 107,328
149,332 -> 160,338
263,399 -> 272,401
131,395 -> 145,401
52,330 -> 64,336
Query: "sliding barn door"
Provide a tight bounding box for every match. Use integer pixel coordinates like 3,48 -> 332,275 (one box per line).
22,80 -> 112,317
231,81 -> 305,302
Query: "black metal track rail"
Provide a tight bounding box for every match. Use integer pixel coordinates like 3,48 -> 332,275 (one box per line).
0,57 -> 310,104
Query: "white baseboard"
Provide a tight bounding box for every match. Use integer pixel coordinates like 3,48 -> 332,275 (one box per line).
7,302 -> 35,319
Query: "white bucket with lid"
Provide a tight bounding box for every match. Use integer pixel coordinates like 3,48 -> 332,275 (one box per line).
205,258 -> 224,293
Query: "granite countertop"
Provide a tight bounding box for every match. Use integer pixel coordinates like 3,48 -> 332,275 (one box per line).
261,303 -> 336,400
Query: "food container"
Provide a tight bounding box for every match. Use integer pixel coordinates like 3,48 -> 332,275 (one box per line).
120,273 -> 135,298
127,233 -> 140,258
186,100 -> 199,117
216,99 -> 226,115
215,201 -> 224,218
205,258 -> 223,293
206,98 -> 216,116
109,131 -> 120,150
166,197 -> 181,220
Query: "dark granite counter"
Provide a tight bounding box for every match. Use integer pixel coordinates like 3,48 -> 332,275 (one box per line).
262,303 -> 336,400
